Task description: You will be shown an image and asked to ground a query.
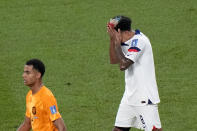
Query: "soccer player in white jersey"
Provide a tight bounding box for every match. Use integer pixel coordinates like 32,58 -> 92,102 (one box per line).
107,16 -> 162,131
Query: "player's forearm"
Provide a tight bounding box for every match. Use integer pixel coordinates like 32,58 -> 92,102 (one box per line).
53,118 -> 67,131
114,44 -> 133,71
109,39 -> 120,64
57,123 -> 67,131
17,123 -> 31,131
57,126 -> 67,131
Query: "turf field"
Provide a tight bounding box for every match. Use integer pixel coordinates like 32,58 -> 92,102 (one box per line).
0,0 -> 196,130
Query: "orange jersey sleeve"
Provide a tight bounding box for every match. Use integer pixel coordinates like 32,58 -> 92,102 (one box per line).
43,89 -> 61,122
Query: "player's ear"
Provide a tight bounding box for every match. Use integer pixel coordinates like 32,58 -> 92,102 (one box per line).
36,72 -> 42,79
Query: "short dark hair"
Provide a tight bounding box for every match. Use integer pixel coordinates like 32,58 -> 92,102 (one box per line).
113,15 -> 132,31
26,59 -> 45,77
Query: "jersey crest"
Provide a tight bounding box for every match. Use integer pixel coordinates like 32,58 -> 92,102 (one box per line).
32,106 -> 36,115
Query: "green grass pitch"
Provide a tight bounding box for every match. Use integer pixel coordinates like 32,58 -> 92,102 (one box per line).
0,0 -> 197,130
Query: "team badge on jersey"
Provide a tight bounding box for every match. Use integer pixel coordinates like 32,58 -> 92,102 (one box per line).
50,105 -> 57,114
32,106 -> 36,115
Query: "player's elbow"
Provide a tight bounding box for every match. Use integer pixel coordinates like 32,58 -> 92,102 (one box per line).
119,60 -> 133,71
119,65 -> 128,71
57,125 -> 67,131
119,62 -> 126,71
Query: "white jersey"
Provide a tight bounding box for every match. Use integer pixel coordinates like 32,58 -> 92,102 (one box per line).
121,30 -> 160,106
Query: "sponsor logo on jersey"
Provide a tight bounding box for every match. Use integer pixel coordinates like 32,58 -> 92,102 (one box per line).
50,105 -> 57,114
33,116 -> 38,119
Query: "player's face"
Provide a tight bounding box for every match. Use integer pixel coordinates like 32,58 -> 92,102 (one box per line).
22,65 -> 40,87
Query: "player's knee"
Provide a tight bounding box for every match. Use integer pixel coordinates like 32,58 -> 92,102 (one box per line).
113,127 -> 130,131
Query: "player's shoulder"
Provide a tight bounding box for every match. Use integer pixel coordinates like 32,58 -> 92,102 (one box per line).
134,29 -> 150,44
42,86 -> 55,98
26,90 -> 32,98
134,30 -> 147,39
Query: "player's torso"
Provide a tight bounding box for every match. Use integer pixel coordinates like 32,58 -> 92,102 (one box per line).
121,32 -> 160,105
27,89 -> 58,131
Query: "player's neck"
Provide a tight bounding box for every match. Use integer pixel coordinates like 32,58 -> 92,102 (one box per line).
30,81 -> 43,95
122,31 -> 135,43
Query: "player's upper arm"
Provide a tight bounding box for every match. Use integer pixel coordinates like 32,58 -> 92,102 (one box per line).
125,38 -> 146,63
44,92 -> 61,122
119,38 -> 146,71
53,118 -> 67,131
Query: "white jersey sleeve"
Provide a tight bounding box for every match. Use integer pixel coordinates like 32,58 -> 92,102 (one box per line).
125,37 -> 146,63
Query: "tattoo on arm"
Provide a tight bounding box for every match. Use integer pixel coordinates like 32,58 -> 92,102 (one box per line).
114,44 -> 134,71
109,38 -> 120,64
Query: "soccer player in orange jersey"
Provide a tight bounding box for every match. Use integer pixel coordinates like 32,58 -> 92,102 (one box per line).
17,59 -> 67,131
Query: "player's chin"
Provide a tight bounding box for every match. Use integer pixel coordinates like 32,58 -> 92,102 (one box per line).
24,81 -> 29,86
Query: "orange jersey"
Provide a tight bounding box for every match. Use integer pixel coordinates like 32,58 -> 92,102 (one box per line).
26,86 -> 61,131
